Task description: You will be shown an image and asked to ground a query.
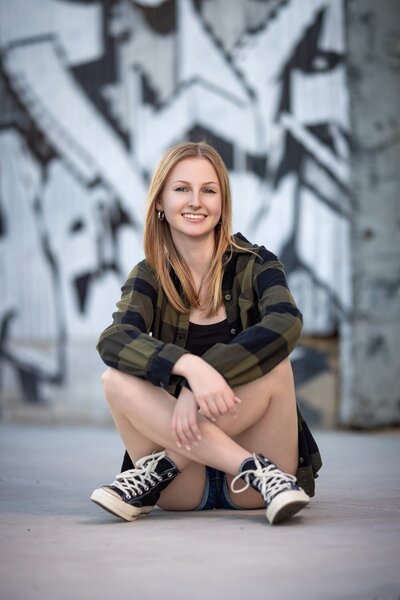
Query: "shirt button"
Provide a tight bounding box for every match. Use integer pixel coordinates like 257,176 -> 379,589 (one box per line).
299,456 -> 304,464
160,382 -> 165,389
230,328 -> 236,335
224,293 -> 232,301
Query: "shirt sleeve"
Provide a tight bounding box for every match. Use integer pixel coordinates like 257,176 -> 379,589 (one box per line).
96,261 -> 188,389
199,249 -> 303,388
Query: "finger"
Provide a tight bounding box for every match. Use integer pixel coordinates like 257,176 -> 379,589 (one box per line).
198,395 -> 219,420
224,393 -> 239,417
197,398 -> 215,422
174,412 -> 188,449
214,396 -> 228,416
207,397 -> 221,420
171,414 -> 182,448
182,417 -> 198,445
176,420 -> 192,451
214,395 -> 234,418
225,400 -> 237,418
232,396 -> 242,417
188,414 -> 202,441
184,424 -> 198,447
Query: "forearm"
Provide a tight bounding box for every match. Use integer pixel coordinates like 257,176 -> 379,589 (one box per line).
172,353 -> 240,423
98,327 -> 189,388
172,353 -> 204,379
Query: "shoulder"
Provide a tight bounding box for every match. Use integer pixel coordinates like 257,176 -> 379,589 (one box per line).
124,259 -> 159,291
126,259 -> 156,278
231,232 -> 279,265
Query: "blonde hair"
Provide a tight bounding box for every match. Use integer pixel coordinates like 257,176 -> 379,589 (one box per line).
144,141 -> 235,316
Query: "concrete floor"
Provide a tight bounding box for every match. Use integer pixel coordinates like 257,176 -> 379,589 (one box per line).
0,424 -> 399,600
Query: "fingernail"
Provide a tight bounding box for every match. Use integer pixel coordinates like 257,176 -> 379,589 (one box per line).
197,436 -> 202,441
177,443 -> 182,448
185,446 -> 191,451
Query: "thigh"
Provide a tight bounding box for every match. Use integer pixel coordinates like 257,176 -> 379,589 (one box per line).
211,358 -> 296,440
227,358 -> 298,473
157,462 -> 206,511
224,404 -> 299,510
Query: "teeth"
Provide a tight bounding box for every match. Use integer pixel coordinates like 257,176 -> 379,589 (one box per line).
183,214 -> 205,220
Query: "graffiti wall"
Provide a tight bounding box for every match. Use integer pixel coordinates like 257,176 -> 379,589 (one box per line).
0,0 -> 349,422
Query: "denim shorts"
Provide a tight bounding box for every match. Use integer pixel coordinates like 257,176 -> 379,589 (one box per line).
196,466 -> 240,510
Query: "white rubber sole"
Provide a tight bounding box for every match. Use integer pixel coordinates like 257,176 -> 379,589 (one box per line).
90,488 -> 153,522
266,489 -> 310,525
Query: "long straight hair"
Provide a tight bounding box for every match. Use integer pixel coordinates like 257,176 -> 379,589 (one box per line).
144,142 -> 236,316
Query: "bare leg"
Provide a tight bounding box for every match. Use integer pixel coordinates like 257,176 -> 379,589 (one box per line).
161,357 -> 298,510
225,367 -> 298,509
217,357 -> 298,473
103,379 -> 208,510
101,368 -> 251,475
101,358 -> 298,510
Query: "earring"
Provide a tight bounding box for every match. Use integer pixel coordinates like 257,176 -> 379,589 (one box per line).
157,210 -> 165,222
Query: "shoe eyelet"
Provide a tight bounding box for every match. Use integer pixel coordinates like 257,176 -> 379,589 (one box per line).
151,482 -> 156,487
167,472 -> 172,477
144,486 -> 149,491
126,494 -> 131,500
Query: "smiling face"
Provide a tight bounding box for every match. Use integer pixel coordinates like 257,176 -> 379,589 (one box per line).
158,157 -> 222,248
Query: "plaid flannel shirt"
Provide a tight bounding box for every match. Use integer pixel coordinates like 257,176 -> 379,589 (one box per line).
97,233 -> 322,495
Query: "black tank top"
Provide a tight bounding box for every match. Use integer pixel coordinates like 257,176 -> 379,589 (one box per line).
185,319 -> 231,356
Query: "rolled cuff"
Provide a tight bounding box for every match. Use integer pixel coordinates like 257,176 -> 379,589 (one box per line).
148,343 -> 189,389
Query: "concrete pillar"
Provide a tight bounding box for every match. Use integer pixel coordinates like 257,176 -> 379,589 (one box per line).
341,0 -> 400,426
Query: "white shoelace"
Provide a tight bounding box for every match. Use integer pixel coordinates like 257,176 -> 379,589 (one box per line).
231,454 -> 297,504
110,451 -> 166,498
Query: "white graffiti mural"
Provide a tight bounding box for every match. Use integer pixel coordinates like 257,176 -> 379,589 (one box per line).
0,0 -> 350,412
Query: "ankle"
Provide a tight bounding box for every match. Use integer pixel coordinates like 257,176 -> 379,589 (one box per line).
238,454 -> 256,473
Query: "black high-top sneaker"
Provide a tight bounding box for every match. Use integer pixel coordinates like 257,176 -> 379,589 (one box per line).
231,453 -> 310,525
90,451 -> 179,522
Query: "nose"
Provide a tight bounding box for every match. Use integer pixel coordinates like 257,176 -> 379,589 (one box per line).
188,189 -> 201,208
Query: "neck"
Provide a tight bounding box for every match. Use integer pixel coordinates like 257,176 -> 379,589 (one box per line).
171,232 -> 215,280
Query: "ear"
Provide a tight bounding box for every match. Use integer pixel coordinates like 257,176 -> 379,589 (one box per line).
155,200 -> 163,211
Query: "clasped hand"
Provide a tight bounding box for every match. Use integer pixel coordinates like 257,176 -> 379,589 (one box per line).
170,357 -> 241,450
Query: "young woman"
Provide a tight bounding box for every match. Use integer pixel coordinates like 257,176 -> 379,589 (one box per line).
91,142 -> 322,525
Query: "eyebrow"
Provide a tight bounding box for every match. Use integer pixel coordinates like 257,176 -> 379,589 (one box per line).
172,180 -> 219,185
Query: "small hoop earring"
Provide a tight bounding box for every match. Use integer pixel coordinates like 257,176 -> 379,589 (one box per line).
157,210 -> 165,222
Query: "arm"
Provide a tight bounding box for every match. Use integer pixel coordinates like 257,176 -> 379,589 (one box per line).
198,251 -> 303,388
170,354 -> 241,450
168,250 -> 301,449
96,260 -> 188,388
171,248 -> 302,449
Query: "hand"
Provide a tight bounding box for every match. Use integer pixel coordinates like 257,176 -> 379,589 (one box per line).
184,356 -> 241,422
171,387 -> 202,451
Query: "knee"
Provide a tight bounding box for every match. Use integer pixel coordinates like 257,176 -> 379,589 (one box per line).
100,367 -> 125,406
261,357 -> 293,387
100,368 -> 145,411
272,357 -> 292,377
101,367 -> 118,389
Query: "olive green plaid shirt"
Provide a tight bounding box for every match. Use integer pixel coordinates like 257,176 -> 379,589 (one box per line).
97,233 -> 322,495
